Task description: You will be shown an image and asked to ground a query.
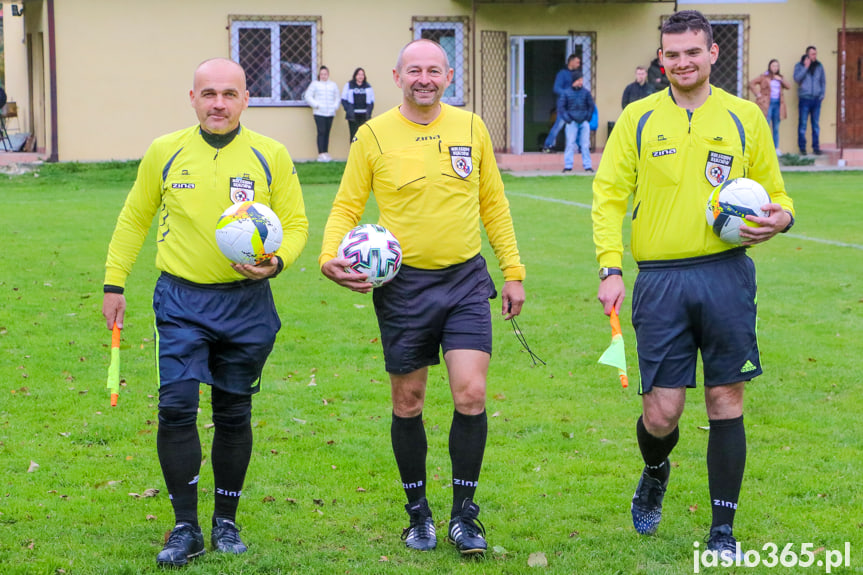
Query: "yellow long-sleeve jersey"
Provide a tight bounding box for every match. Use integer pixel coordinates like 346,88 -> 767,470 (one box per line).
319,104 -> 525,282
593,86 -> 794,268
105,125 -> 308,287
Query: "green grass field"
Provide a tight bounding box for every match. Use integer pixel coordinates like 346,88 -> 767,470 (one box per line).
0,162 -> 861,574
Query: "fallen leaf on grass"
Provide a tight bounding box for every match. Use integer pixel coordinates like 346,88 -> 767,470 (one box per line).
379,556 -> 388,562
356,487 -> 366,492
27,461 -> 39,472
528,551 -> 548,567
313,499 -> 324,506
262,495 -> 276,503
128,488 -> 159,499
286,498 -> 297,504
689,505 -> 698,513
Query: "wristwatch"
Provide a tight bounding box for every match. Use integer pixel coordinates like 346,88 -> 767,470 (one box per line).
599,267 -> 623,280
781,210 -> 795,233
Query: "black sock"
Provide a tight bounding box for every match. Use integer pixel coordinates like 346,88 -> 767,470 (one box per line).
449,410 -> 487,517
391,412 -> 427,503
707,415 -> 746,529
157,423 -> 201,527
636,415 -> 679,483
212,421 -> 253,524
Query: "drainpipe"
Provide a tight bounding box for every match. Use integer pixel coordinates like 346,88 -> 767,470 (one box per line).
472,0 -> 477,112
48,0 -> 59,162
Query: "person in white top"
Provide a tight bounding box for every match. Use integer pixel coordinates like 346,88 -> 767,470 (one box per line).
304,66 -> 341,161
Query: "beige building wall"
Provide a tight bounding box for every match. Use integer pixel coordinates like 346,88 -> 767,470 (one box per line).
50,0 -> 469,162
2,3 -> 30,134
6,0 -> 862,161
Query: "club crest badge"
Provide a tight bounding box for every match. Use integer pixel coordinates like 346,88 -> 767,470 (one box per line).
229,177 -> 255,203
705,151 -> 733,187
450,146 -> 473,179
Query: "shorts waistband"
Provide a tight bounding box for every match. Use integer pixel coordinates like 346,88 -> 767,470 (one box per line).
160,271 -> 266,291
637,247 -> 747,271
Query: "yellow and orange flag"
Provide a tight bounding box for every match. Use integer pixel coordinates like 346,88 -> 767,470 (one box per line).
107,323 -> 121,406
598,309 -> 628,388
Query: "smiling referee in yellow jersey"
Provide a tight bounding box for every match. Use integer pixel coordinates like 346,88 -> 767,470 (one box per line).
320,39 -> 525,556
593,10 -> 794,557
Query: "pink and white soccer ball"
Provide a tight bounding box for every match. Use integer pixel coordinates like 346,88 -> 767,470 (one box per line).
337,224 -> 402,287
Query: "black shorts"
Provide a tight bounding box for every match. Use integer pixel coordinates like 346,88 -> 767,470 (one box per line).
631,249 -> 761,394
372,254 -> 497,375
153,273 -> 281,395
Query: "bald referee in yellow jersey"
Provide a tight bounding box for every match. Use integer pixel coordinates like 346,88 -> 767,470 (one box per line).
593,11 -> 794,557
102,58 -> 307,566
320,39 -> 525,556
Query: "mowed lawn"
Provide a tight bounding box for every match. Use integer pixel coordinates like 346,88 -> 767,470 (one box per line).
0,162 -> 861,574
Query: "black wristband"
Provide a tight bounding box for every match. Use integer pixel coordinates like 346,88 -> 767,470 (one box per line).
104,285 -> 124,295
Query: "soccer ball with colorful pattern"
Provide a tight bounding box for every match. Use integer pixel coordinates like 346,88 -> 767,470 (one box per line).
337,224 -> 402,288
215,201 -> 283,265
705,177 -> 771,245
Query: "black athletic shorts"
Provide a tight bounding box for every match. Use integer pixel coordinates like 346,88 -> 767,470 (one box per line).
372,254 -> 497,375
631,248 -> 761,394
153,273 -> 280,395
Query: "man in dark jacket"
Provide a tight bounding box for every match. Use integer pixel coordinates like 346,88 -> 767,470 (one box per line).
647,48 -> 670,94
542,54 -> 581,153
793,45 -> 826,155
622,66 -> 651,109
559,71 -> 595,173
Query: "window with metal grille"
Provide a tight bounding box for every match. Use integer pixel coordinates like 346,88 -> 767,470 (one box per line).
229,16 -> 321,106
710,18 -> 748,97
413,17 -> 468,106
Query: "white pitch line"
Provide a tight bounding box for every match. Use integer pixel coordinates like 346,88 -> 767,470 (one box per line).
506,191 -> 863,250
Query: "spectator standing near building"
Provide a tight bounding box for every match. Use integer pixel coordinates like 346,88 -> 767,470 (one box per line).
647,48 -> 670,93
102,58 -> 308,567
621,66 -> 651,109
304,65 -> 341,162
559,71 -> 595,173
320,39 -> 525,557
593,10 -> 794,560
750,59 -> 791,154
342,67 -> 375,143
542,54 -> 582,153
793,46 -> 826,155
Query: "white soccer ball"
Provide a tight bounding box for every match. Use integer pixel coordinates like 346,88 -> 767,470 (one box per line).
215,201 -> 283,265
337,224 -> 402,287
705,178 -> 771,245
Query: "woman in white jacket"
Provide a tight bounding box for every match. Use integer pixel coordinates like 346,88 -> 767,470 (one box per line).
304,66 -> 341,161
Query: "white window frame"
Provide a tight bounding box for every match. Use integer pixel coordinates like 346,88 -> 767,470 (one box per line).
229,18 -> 318,107
413,20 -> 466,106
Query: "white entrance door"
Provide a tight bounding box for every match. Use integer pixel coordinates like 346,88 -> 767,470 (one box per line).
510,35 -> 593,154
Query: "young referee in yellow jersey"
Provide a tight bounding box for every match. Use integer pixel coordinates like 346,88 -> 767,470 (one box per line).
320,39 -> 525,556
102,58 -> 308,567
593,11 -> 795,558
